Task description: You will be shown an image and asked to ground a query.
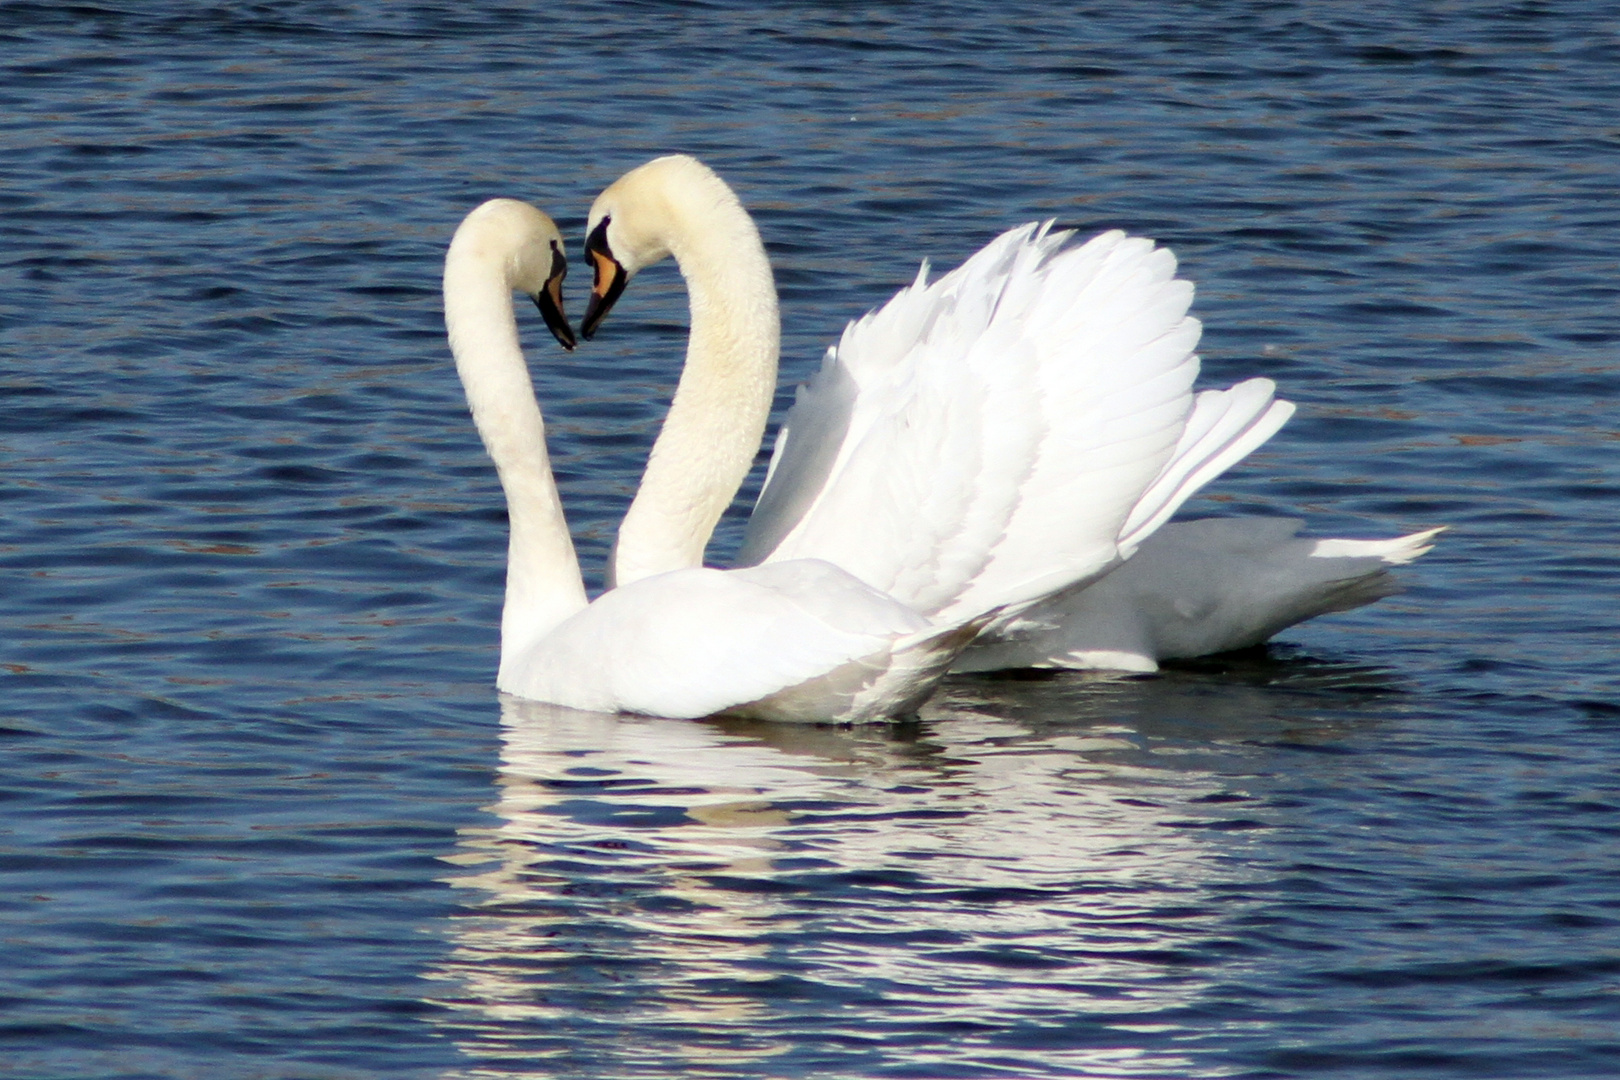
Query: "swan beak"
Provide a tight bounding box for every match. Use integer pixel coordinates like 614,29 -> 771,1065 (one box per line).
581,217 -> 627,340
535,242 -> 576,351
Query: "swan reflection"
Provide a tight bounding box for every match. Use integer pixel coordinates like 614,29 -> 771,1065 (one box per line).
430,660 -> 1391,1077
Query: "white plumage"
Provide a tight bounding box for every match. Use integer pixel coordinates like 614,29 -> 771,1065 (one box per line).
457,159 -> 1435,722
735,224 -> 1294,628
503,559 -> 989,723
587,156 -> 1436,682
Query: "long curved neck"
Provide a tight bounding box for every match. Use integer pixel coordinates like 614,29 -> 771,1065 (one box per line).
444,251 -> 587,684
610,191 -> 780,587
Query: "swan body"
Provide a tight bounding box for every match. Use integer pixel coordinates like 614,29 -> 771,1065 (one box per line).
955,518 -> 1444,672
583,156 -> 1433,676
586,158 -> 1295,624
446,198 -> 980,722
582,157 -> 1438,672
506,560 -> 992,723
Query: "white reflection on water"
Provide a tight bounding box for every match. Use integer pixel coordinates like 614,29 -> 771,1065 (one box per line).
421,664 -> 1379,1078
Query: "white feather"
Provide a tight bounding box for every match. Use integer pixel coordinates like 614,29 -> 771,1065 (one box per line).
502,561 -> 948,720
740,226 -> 1210,621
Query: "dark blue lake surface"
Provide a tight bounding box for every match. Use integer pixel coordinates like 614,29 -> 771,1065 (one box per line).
3,3 -> 1618,1077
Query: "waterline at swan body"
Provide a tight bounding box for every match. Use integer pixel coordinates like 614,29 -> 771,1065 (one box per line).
583,155 -> 1434,672
446,198 -> 980,723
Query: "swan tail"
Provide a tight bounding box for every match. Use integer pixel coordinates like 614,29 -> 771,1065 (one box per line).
1311,525 -> 1446,565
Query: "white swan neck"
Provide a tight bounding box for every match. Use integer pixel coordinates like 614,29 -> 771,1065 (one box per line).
610,170 -> 780,587
444,227 -> 587,679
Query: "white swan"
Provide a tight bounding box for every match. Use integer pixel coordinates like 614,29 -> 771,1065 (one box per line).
580,155 -> 1438,673
445,198 -> 989,723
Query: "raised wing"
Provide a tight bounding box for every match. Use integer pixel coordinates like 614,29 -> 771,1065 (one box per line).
737,225 -> 1215,622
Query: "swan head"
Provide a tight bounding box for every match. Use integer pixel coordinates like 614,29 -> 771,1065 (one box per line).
580,155 -> 744,339
448,198 -> 577,351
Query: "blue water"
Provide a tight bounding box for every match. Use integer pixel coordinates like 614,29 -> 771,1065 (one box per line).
3,3 -> 1618,1077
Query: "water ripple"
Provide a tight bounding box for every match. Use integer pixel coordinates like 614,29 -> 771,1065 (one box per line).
3,2 -> 1618,1077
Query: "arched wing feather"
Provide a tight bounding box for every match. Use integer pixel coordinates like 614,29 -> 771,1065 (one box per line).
1116,379 -> 1296,557
739,225 -> 1223,622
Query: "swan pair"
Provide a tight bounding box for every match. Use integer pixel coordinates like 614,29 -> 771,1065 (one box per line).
444,155 -> 1436,722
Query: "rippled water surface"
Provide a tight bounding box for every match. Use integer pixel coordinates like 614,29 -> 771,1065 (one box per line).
3,3 -> 1618,1077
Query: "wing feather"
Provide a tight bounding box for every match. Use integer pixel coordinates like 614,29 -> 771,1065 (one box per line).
1115,380 -> 1296,555
743,224 -> 1226,623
